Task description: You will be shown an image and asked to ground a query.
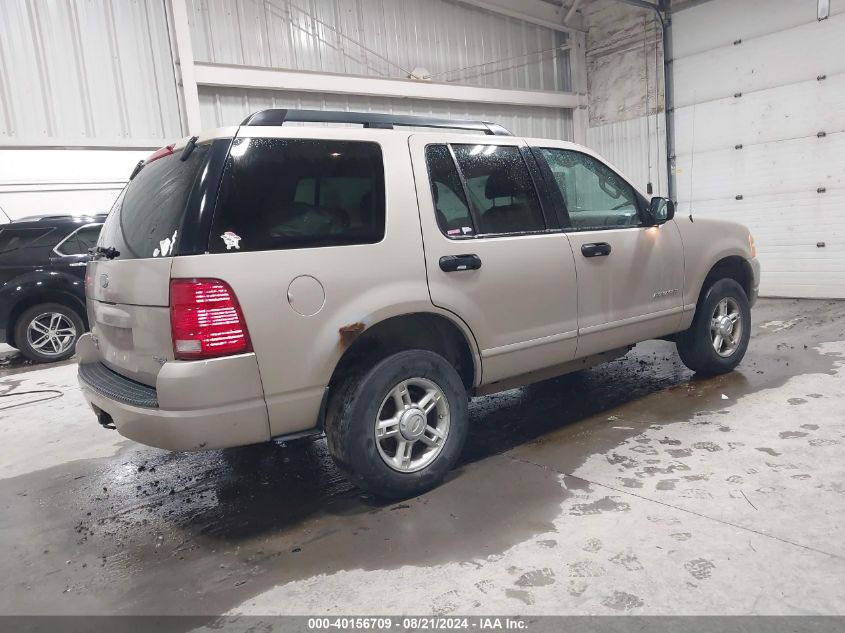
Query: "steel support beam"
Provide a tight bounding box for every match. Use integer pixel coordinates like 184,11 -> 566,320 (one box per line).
450,0 -> 585,34
194,63 -> 585,111
169,0 -> 202,135
569,31 -> 589,144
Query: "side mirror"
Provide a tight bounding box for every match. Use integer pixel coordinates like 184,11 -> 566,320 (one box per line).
647,197 -> 675,226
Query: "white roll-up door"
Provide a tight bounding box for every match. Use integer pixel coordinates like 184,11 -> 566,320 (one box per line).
672,0 -> 845,298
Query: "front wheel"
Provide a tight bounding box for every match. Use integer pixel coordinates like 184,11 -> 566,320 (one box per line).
14,303 -> 85,363
325,350 -> 469,498
676,278 -> 751,375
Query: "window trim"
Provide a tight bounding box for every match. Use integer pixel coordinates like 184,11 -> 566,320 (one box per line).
52,223 -> 103,257
533,147 -> 650,232
425,142 -> 556,241
445,143 -> 480,237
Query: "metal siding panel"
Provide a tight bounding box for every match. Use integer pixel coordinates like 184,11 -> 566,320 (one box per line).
673,0 -> 845,60
673,13 -> 845,108
198,86 -> 573,140
674,73 -> 845,157
586,115 -> 668,197
673,0 -> 845,298
1,0 -> 181,146
675,192 -> 845,298
674,134 -> 845,298
675,133 -> 845,202
188,0 -> 570,91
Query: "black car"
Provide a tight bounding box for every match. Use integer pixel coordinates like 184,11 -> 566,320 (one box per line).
0,213 -> 105,362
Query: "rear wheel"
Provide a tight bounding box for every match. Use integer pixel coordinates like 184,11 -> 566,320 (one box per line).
325,350 -> 468,498
676,278 -> 751,375
14,303 -> 84,363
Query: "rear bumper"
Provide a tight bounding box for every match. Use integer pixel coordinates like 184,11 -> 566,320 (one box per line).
76,333 -> 271,451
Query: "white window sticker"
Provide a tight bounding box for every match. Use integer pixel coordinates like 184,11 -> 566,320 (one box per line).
156,230 -> 178,257
221,231 -> 241,250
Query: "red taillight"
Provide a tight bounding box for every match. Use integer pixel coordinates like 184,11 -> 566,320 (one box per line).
146,143 -> 175,164
170,279 -> 251,360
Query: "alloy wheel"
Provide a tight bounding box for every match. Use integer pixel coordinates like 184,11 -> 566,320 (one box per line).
710,297 -> 742,357
26,312 -> 78,357
374,377 -> 451,473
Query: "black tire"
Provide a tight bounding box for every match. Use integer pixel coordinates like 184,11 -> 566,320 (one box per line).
676,278 -> 751,375
325,349 -> 469,499
14,303 -> 85,363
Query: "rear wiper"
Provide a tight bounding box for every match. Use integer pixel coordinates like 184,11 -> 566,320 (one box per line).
180,136 -> 198,161
129,159 -> 144,180
89,246 -> 121,260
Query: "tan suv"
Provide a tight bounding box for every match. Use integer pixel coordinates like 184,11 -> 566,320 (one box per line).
77,110 -> 760,497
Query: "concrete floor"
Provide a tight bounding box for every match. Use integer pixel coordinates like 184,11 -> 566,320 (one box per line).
1,299 -> 844,621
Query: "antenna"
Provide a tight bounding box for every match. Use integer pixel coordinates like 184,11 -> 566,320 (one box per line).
643,15 -> 653,195
688,94 -> 697,222
654,13 -> 661,197
0,205 -> 10,224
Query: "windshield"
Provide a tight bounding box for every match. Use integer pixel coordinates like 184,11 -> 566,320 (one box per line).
98,144 -> 211,260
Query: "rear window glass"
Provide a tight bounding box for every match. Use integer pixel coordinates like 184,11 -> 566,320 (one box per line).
98,145 -> 210,259
209,138 -> 385,253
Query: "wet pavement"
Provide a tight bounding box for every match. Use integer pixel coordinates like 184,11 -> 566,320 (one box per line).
1,299 -> 844,622
0,343 -> 78,378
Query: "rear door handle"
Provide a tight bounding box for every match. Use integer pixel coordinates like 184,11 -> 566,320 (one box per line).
581,242 -> 612,258
439,254 -> 482,272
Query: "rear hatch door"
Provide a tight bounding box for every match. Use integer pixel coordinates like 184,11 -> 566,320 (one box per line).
86,140 -> 218,386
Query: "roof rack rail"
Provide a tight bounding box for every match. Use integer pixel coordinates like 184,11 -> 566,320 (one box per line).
16,213 -> 107,223
240,109 -> 513,136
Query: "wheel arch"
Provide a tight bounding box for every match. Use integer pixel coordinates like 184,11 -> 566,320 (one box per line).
326,311 -> 479,409
696,256 -> 754,309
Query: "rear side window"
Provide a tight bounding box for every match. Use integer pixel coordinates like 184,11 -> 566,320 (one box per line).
97,144 -> 211,259
0,228 -> 53,254
54,224 -> 102,256
209,138 -> 385,253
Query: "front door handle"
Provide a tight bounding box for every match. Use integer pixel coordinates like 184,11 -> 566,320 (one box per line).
581,242 -> 612,258
439,254 -> 482,272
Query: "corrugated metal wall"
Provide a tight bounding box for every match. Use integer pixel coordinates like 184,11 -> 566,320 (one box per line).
200,86 -> 574,139
189,0 -> 571,92
0,0 -> 575,218
586,114 -> 667,195
0,0 -> 182,147
0,0 -> 572,147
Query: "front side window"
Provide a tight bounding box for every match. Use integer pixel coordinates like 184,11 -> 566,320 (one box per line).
540,149 -> 640,230
210,138 -> 385,253
55,224 -> 103,256
452,144 -> 545,235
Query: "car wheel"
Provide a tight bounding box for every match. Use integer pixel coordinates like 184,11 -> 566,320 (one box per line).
676,278 -> 751,375
14,303 -> 85,363
325,349 -> 469,498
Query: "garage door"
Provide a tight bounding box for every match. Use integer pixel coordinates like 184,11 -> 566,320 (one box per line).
672,0 -> 845,298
